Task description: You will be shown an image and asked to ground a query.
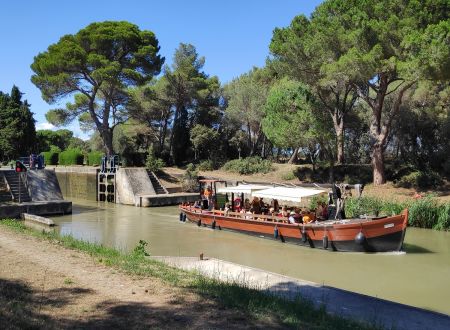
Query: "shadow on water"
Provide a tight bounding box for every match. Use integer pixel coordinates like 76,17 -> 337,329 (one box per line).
402,243 -> 433,254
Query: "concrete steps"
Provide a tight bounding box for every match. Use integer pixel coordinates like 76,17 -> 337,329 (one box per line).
147,171 -> 168,195
3,170 -> 31,202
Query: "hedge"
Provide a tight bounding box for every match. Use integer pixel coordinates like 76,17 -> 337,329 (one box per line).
58,148 -> 84,165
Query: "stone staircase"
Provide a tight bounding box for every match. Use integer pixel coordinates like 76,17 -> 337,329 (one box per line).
3,170 -> 31,202
147,170 -> 168,195
0,172 -> 13,203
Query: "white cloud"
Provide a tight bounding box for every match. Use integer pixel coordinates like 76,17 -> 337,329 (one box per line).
36,122 -> 56,130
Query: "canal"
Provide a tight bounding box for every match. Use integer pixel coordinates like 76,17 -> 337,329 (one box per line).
51,199 -> 450,315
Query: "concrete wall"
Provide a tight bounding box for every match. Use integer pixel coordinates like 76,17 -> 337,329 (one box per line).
54,167 -> 98,200
27,170 -> 63,201
0,200 -> 72,218
116,168 -> 156,205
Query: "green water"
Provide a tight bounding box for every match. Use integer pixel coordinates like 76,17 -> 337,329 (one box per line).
51,199 -> 450,315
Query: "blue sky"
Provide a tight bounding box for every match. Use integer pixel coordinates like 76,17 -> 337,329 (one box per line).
0,0 -> 321,139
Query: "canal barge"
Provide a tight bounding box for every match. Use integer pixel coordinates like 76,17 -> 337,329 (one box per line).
179,184 -> 408,252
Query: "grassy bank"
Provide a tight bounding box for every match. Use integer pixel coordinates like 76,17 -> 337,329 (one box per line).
0,219 -> 378,330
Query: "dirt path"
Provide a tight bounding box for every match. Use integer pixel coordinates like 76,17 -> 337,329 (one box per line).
0,227 -> 280,329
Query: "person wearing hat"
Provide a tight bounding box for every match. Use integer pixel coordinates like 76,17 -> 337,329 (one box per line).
288,211 -> 296,224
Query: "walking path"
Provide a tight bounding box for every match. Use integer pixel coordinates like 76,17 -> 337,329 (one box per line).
153,256 -> 450,330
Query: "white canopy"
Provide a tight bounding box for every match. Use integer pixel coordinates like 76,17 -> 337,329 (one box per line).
252,187 -> 326,203
216,184 -> 272,195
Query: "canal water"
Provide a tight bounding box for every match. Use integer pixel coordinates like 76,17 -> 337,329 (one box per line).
51,199 -> 450,315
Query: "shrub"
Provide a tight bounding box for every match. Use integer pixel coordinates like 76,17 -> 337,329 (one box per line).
395,171 -> 443,189
281,171 -> 296,181
222,157 -> 273,175
182,163 -> 199,192
58,148 -> 84,165
407,197 -> 440,229
87,151 -> 104,166
434,204 -> 450,231
345,197 -> 383,218
41,151 -> 59,165
309,194 -> 328,211
198,159 -> 214,171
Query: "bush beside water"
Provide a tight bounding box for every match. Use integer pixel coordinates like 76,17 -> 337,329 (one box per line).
342,196 -> 449,231
222,156 -> 273,175
41,151 -> 59,165
58,148 -> 84,165
87,151 -> 103,166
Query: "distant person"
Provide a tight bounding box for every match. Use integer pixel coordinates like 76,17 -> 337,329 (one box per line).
252,197 -> 261,214
270,199 -> 280,212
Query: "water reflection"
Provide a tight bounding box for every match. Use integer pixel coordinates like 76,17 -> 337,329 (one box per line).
51,199 -> 450,315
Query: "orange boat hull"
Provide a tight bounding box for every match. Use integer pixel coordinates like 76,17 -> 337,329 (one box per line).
179,206 -> 408,252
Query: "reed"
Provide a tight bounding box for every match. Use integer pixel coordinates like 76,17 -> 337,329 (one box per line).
0,219 -> 379,329
344,196 -> 449,231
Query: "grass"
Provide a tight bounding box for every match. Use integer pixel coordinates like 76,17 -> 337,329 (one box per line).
0,219 -> 379,330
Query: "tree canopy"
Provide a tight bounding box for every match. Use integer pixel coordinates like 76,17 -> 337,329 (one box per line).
0,86 -> 36,162
31,21 -> 164,155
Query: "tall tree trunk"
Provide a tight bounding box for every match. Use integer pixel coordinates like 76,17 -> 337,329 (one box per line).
372,143 -> 385,185
288,147 -> 299,164
356,76 -> 415,185
102,128 -> 114,156
332,115 -> 345,164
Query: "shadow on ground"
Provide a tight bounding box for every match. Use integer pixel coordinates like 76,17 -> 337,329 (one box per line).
0,278 -> 278,329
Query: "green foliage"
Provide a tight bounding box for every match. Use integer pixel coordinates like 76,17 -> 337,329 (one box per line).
145,145 -> 164,172
222,157 -> 273,175
407,197 -> 440,229
190,124 -> 220,161
434,204 -> 450,231
395,171 -> 443,189
58,148 -> 84,165
182,163 -> 199,192
87,151 -> 103,166
31,21 -> 164,155
281,171 -> 296,181
309,194 -> 328,211
167,44 -> 221,165
0,86 -> 36,162
345,197 -> 384,218
343,196 -> 449,231
224,67 -> 275,156
41,151 -> 59,165
197,159 -> 214,171
263,78 -> 329,151
132,240 -> 150,257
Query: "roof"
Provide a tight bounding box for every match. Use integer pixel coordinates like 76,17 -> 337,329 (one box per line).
252,187 -> 326,203
217,184 -> 272,195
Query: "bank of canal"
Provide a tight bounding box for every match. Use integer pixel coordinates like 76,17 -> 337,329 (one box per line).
51,199 -> 450,315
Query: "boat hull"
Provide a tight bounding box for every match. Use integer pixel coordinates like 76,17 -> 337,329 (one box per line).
179,206 -> 408,252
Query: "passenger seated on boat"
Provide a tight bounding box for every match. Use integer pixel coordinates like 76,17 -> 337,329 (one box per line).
288,211 -> 296,224
270,199 -> 279,212
224,202 -> 231,215
303,215 -> 312,224
279,206 -> 289,218
244,198 -> 251,210
234,197 -> 242,212
193,200 -> 201,209
252,197 -> 261,214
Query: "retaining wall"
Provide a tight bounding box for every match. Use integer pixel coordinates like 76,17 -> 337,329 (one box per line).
54,166 -> 98,200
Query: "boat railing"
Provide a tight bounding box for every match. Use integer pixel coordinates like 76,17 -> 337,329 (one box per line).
183,205 -> 295,224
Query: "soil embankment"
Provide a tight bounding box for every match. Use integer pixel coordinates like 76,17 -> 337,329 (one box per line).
0,227 -> 278,329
